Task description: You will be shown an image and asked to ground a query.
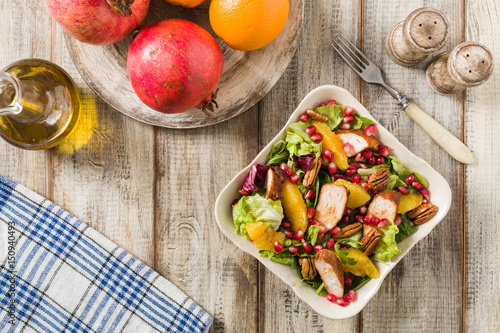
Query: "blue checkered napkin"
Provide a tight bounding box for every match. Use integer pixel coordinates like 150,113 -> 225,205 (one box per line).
0,175 -> 213,333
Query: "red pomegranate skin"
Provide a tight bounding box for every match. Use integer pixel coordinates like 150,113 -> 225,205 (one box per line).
127,19 -> 224,114
46,0 -> 150,45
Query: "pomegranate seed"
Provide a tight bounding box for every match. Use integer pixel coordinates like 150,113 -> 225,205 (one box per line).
319,225 -> 327,235
344,106 -> 355,116
299,113 -> 309,122
419,188 -> 430,200
355,153 -> 365,162
326,294 -> 337,303
379,145 -> 390,156
303,242 -> 313,254
328,162 -> 338,174
358,205 -> 367,215
346,168 -> 357,176
339,122 -> 351,130
282,220 -> 292,229
326,238 -> 335,249
310,133 -> 323,142
320,103 -> 326,107
349,161 -> 359,169
363,215 -> 372,225
274,241 -> 283,253
294,229 -> 304,241
239,189 -> 250,196
371,189 -> 380,195
355,214 -> 364,222
394,216 -> 402,226
289,174 -> 300,184
361,181 -> 370,189
310,219 -> 319,225
313,244 -> 323,252
345,207 -> 353,216
376,156 -> 385,165
334,174 -> 349,181
405,174 -> 415,184
412,182 -> 423,191
398,186 -> 409,195
344,275 -> 353,287
343,142 -> 353,154
422,198 -> 429,204
352,174 -> 362,184
362,150 -> 373,159
231,199 -> 239,208
327,99 -> 337,105
304,188 -> 316,200
288,246 -> 299,255
330,226 -> 341,236
307,207 -> 316,219
323,150 -> 334,161
378,218 -> 389,228
284,230 -> 294,239
367,156 -> 376,165
341,216 -> 350,223
343,115 -> 354,123
359,163 -> 368,169
285,168 -> 294,177
317,233 -> 325,241
365,124 -> 376,136
305,126 -> 316,135
371,217 -> 380,226
346,290 -> 357,302
337,298 -> 350,307
280,163 -> 289,171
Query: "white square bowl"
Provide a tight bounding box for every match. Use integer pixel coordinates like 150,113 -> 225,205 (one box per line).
214,85 -> 452,319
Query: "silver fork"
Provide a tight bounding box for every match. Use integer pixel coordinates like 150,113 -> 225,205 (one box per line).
332,34 -> 473,164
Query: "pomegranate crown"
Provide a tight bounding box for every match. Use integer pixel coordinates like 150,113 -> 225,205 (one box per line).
106,0 -> 135,16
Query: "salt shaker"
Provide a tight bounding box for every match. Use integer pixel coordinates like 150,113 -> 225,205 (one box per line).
386,7 -> 449,66
426,42 -> 494,94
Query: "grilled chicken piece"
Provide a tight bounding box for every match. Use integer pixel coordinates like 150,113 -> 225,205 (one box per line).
366,190 -> 402,222
315,249 -> 344,298
313,184 -> 349,231
336,129 -> 380,157
264,167 -> 287,201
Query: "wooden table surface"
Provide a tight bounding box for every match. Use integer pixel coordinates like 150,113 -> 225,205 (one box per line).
1,0 -> 499,332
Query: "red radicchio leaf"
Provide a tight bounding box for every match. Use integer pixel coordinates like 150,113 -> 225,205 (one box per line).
297,155 -> 316,173
241,164 -> 269,193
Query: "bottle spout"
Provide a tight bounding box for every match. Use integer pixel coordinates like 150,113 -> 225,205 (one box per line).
0,72 -> 23,116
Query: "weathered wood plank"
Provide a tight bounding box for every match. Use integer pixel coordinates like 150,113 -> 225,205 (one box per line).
464,0 -> 500,331
0,0 -> 52,197
361,0 -> 464,332
258,0 -> 361,331
154,109 -> 260,332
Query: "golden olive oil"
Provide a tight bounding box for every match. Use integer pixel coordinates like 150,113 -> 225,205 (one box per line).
0,59 -> 80,150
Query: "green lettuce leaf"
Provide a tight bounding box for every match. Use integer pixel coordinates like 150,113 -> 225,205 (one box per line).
389,156 -> 428,187
306,225 -> 321,246
351,115 -> 374,129
357,161 -> 392,176
285,122 -> 322,157
267,140 -> 289,166
260,250 -> 299,268
374,221 -> 401,262
341,230 -> 363,249
395,214 -> 417,243
314,104 -> 344,130
232,194 -> 284,237
385,174 -> 406,190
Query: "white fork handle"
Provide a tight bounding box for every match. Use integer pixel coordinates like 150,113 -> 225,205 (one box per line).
404,102 -> 474,164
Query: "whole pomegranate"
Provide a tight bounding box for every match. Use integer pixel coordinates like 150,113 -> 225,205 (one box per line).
127,19 -> 224,115
46,0 -> 150,45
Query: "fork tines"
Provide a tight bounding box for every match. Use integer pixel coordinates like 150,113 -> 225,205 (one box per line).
332,34 -> 372,75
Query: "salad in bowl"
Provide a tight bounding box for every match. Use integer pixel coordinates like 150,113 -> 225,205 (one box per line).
215,85 -> 451,319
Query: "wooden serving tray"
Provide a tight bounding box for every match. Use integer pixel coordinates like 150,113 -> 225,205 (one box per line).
66,0 -> 303,128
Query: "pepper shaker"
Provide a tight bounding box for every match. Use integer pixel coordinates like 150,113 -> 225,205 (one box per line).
426,42 -> 494,94
386,7 -> 449,66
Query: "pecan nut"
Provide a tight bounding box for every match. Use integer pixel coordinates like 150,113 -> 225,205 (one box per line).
368,167 -> 390,190
302,157 -> 322,187
300,257 -> 317,280
408,203 -> 438,225
333,222 -> 363,239
360,227 -> 382,256
306,109 -> 329,122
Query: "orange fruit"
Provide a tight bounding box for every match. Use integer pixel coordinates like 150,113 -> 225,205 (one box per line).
164,0 -> 206,7
281,180 -> 308,232
209,0 -> 289,51
339,247 -> 380,279
334,179 -> 371,209
311,120 -> 349,171
398,193 -> 423,214
246,222 -> 285,252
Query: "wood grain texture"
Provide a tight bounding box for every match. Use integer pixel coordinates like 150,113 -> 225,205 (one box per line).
154,109 -> 260,332
258,0 -> 361,331
65,0 -> 303,128
464,0 -> 500,331
361,0 -> 464,332
0,0 -> 52,198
